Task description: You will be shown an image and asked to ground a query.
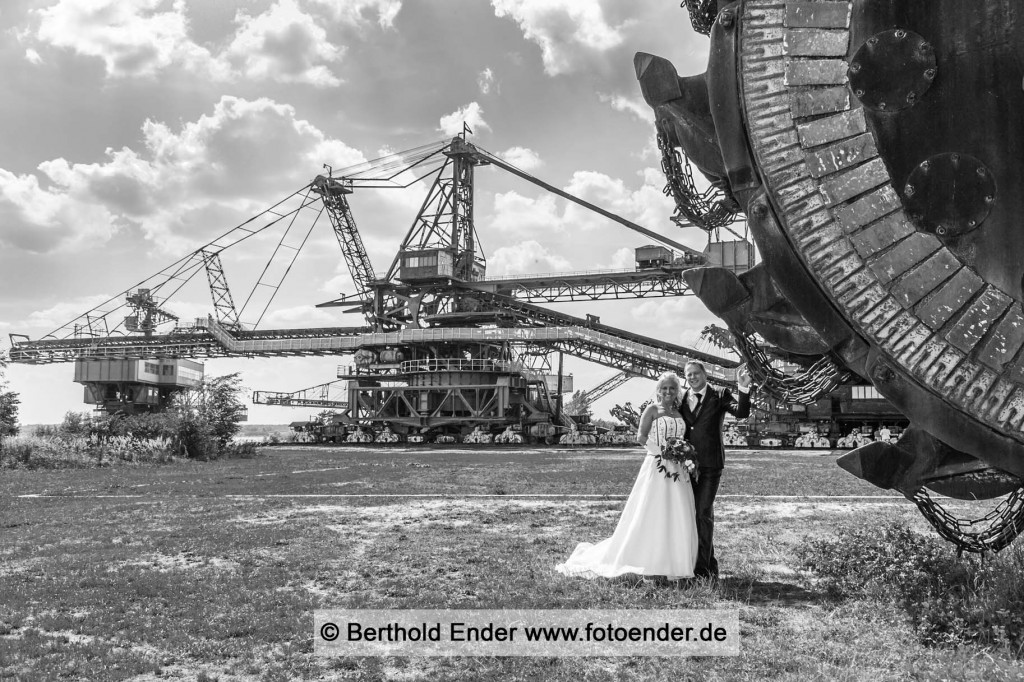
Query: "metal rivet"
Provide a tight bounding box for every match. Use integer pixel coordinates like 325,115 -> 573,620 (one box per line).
924,68 -> 936,80
985,195 -> 995,203
873,364 -> 895,383
753,203 -> 768,219
920,160 -> 930,171
895,29 -> 907,39
719,10 -> 734,28
976,167 -> 987,177
879,101 -> 887,110
968,220 -> 977,227
855,89 -> 865,97
850,63 -> 861,73
905,184 -> 915,197
868,37 -> 878,45
907,92 -> 917,103
951,153 -> 960,164
937,226 -> 947,236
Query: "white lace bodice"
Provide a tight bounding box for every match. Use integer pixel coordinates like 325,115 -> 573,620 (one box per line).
645,415 -> 687,456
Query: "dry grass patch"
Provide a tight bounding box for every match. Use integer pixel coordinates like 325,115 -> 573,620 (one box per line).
3,446 -> 1024,680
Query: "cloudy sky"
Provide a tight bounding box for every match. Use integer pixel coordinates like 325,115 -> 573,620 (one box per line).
0,0 -> 733,425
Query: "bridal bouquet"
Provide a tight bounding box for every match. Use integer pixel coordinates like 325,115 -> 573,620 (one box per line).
656,437 -> 700,484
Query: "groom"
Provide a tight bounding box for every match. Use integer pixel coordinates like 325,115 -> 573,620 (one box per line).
682,361 -> 752,581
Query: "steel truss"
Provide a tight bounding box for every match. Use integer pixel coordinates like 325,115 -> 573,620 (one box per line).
200,250 -> 241,330
467,268 -> 693,302
585,371 -> 633,403
350,384 -> 506,428
252,379 -> 348,409
313,176 -> 377,299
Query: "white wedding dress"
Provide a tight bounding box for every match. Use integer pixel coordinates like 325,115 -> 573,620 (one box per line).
556,416 -> 698,579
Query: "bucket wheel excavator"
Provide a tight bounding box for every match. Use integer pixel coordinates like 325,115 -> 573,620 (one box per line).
642,0 -> 1024,552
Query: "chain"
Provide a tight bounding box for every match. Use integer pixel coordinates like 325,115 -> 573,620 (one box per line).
740,330 -> 1024,555
911,487 -> 1024,555
658,132 -> 737,232
681,0 -> 719,35
735,332 -> 854,404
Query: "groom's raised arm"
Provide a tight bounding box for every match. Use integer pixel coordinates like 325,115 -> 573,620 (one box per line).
725,363 -> 752,419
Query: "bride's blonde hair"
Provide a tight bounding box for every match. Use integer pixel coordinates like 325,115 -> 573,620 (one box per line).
653,371 -> 682,408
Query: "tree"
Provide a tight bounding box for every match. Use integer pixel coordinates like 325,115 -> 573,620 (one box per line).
564,390 -> 591,417
59,411 -> 91,437
0,352 -> 20,438
172,372 -> 247,458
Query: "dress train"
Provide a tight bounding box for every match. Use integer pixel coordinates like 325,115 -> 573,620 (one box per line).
555,416 -> 698,579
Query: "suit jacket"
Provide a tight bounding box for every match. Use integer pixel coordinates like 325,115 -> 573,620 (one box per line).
682,386 -> 751,470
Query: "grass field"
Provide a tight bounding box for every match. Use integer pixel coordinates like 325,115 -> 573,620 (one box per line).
3,445 -> 1024,681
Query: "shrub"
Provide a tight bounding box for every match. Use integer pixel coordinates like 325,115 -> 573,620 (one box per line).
1,437 -> 36,467
0,433 -> 177,469
91,411 -> 179,441
175,415 -> 220,460
171,372 -> 248,458
798,522 -> 1024,652
59,411 -> 92,437
2,372 -> 252,466
90,434 -> 176,464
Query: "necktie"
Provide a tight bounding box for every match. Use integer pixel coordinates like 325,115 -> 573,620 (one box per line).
692,392 -> 702,413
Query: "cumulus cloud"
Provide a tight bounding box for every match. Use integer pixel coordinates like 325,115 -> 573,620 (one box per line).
490,0 -> 626,76
477,67 -> 496,94
498,146 -> 542,172
438,102 -> 490,137
609,247 -> 635,269
226,0 -> 343,87
489,190 -> 562,235
488,240 -> 571,276
308,0 -> 403,28
33,0 -> 344,86
24,48 -> 43,65
35,0 -> 228,79
562,167 -> 675,232
0,96 -> 367,254
18,295 -> 115,333
0,167 -> 123,253
599,92 -> 652,123
486,166 -> 675,243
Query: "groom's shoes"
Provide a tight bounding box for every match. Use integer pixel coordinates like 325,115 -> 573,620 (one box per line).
693,572 -> 719,587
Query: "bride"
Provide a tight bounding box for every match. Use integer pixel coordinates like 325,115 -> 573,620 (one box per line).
556,371 -> 698,580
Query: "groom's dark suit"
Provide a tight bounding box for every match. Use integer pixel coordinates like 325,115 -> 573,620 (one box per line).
682,385 -> 750,579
